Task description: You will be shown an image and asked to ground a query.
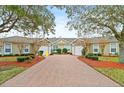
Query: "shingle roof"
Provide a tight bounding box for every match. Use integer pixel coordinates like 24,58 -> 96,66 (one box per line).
48,38 -> 75,42
0,36 -> 42,44
90,36 -> 118,43
0,36 -> 118,44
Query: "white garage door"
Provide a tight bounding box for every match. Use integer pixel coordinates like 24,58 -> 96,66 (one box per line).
72,46 -> 83,56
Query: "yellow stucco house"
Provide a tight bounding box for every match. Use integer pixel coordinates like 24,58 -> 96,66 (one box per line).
0,36 -> 119,56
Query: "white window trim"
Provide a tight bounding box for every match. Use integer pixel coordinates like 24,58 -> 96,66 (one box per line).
23,44 -> 30,54
4,43 -> 12,54
93,44 -> 99,53
110,43 -> 117,54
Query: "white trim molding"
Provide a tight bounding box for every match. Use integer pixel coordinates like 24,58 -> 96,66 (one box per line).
4,43 -> 12,54
23,44 -> 30,54
109,43 -> 117,54
93,44 -> 99,53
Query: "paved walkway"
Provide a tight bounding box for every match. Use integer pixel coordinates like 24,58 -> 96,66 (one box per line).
1,55 -> 120,87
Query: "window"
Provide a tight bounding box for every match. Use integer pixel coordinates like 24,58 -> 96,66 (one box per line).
23,44 -> 30,53
4,43 -> 12,54
24,49 -> 29,52
93,44 -> 99,53
110,43 -> 117,54
53,45 -> 58,50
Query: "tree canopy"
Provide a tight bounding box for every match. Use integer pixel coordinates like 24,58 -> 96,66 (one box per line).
64,5 -> 124,62
65,5 -> 124,42
0,5 -> 55,35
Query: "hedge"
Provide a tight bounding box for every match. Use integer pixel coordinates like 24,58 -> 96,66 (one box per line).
62,48 -> 68,53
86,56 -> 99,60
86,53 -> 102,57
85,53 -> 101,60
17,57 -> 26,62
56,48 -> 61,54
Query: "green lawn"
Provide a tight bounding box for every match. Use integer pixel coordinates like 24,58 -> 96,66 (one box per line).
98,56 -> 119,62
0,57 -> 17,62
0,66 -> 26,85
0,56 -> 26,62
96,68 -> 124,86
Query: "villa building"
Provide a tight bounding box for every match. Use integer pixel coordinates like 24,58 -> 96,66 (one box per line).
0,36 -> 119,56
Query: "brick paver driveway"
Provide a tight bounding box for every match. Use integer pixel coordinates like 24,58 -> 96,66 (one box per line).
1,55 -> 120,87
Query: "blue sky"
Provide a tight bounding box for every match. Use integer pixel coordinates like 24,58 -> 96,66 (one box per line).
0,7 -> 77,38
46,7 -> 77,38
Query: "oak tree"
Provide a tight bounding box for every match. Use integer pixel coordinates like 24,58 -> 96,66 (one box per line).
0,5 -> 55,35
65,6 -> 124,63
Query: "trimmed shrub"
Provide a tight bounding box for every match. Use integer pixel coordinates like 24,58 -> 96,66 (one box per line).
85,53 -> 101,60
17,56 -> 30,62
17,57 -> 26,62
86,53 -> 94,56
85,53 -> 93,58
56,48 -> 61,54
62,48 -> 68,54
38,51 -> 44,56
86,56 -> 98,60
86,53 -> 102,57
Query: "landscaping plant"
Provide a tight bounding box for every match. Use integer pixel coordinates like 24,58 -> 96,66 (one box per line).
62,48 -> 68,54
38,51 -> 44,56
65,6 -> 124,63
17,56 -> 29,62
56,48 -> 62,54
85,53 -> 102,60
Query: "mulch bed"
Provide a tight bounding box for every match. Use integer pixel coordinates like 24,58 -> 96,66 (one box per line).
0,56 -> 45,68
78,56 -> 124,69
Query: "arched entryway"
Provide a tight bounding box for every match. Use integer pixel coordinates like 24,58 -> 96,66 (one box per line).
71,38 -> 86,56
37,38 -> 90,56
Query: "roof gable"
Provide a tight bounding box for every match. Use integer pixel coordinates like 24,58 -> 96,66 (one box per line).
0,36 -> 118,44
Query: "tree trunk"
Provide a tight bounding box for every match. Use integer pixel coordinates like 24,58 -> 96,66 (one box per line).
32,45 -> 40,56
19,49 -> 22,55
119,41 -> 124,63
